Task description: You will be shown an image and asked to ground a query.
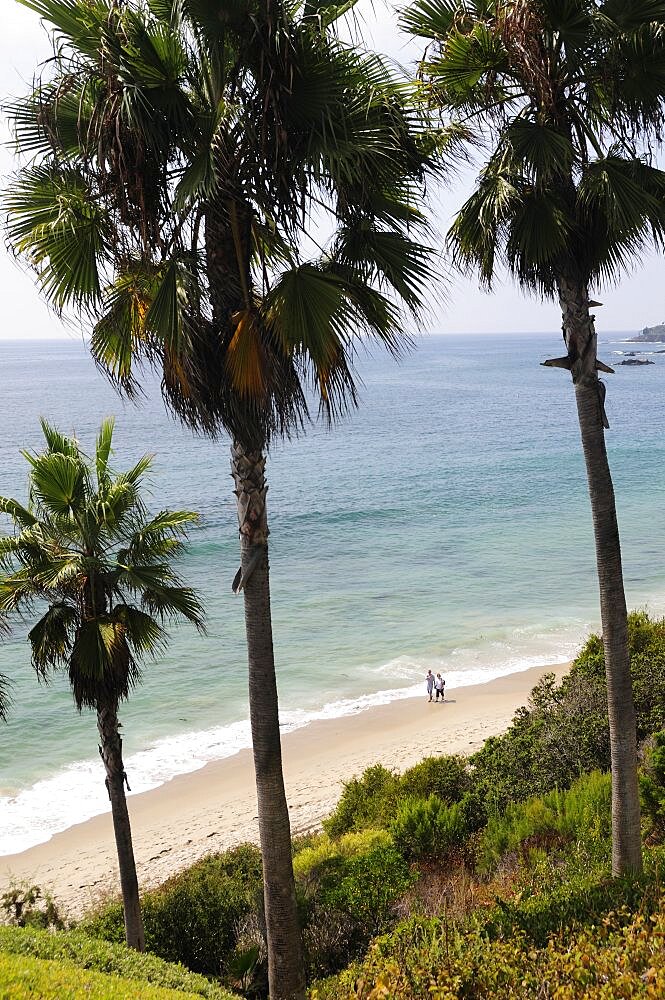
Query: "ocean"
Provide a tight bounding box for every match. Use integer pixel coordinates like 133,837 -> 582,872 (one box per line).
1,331 -> 664,856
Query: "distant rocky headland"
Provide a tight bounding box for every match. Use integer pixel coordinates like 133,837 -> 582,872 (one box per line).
629,324 -> 665,342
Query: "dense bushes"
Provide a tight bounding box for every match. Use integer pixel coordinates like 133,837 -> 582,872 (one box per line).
390,796 -> 464,860
470,612 -> 665,811
298,840 -> 415,980
0,926 -> 237,999
323,756 -> 469,837
640,730 -> 665,842
323,765 -> 399,837
293,830 -> 392,881
0,951 -> 210,1000
83,845 -> 263,979
313,887 -> 665,999
477,770 -> 612,873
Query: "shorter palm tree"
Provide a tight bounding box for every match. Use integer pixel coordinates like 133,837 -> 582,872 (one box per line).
0,418 -> 204,950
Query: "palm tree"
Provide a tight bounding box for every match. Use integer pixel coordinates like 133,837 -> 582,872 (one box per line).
401,0 -> 665,873
4,1 -> 438,994
0,418 -> 204,949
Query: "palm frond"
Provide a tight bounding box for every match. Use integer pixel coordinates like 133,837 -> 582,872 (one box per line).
69,615 -> 140,709
0,499 -> 37,529
39,418 -> 80,457
112,604 -> 166,655
0,673 -> 11,722
22,450 -> 88,520
0,572 -> 40,620
124,509 -> 198,563
140,583 -> 205,631
95,417 -> 115,490
19,0 -> 111,60
28,602 -> 77,676
5,164 -> 108,310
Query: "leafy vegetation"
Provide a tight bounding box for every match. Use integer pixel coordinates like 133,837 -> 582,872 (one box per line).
0,951 -> 213,1000
1,882 -> 65,930
324,756 -> 469,838
82,846 -> 263,979
471,612 -> 665,811
312,898 -> 665,999
476,770 -> 611,874
641,731 -> 665,843
0,927 -> 236,999
390,795 -> 467,861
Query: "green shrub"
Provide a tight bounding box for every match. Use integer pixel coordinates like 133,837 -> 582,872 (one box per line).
480,869 -> 658,946
323,757 -> 471,840
0,951 -> 207,999
640,730 -> 665,841
299,842 -> 416,981
312,889 -> 665,999
477,771 -> 611,873
293,829 -> 392,880
469,612 -> 665,813
389,797 -> 440,860
82,844 -> 263,978
0,882 -> 65,930
323,765 -> 399,837
397,755 -> 469,804
318,845 -> 415,937
390,795 -> 467,860
0,926 -> 236,999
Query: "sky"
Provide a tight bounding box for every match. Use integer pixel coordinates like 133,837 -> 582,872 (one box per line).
0,0 -> 662,339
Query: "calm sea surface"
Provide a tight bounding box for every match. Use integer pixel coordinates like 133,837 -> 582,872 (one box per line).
1,332 -> 664,854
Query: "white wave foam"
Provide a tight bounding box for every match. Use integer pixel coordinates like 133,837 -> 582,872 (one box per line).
612,350 -> 663,357
0,628 -> 583,857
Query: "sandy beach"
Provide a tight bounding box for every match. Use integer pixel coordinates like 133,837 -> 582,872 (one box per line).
0,662 -> 568,917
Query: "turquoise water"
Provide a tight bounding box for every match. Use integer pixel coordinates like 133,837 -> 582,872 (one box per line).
1,332 -> 665,853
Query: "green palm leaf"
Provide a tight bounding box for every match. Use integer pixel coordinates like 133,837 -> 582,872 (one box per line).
5,164 -> 108,310
0,673 -> 10,721
95,417 -> 115,490
23,451 -> 88,519
28,602 -> 76,675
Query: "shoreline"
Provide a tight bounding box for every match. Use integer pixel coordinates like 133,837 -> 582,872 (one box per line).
0,661 -> 569,916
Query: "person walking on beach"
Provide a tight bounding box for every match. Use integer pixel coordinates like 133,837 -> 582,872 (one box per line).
426,669 -> 435,702
435,673 -> 445,702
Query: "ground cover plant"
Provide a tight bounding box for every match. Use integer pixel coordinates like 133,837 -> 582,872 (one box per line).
311,896 -> 665,999
0,926 -> 237,1000
0,951 -> 216,1000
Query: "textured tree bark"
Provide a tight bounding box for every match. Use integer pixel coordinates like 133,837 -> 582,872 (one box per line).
97,701 -> 145,950
556,271 -> 642,875
231,440 -> 306,1000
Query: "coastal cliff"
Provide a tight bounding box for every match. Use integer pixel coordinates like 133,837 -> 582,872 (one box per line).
629,323 -> 665,342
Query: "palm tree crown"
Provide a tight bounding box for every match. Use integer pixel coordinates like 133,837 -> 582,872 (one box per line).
6,0 -> 438,447
0,417 -> 204,708
402,0 -> 665,296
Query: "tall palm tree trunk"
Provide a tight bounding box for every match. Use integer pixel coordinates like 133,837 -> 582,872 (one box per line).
97,701 -> 146,950
556,271 -> 642,875
231,440 -> 306,1000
